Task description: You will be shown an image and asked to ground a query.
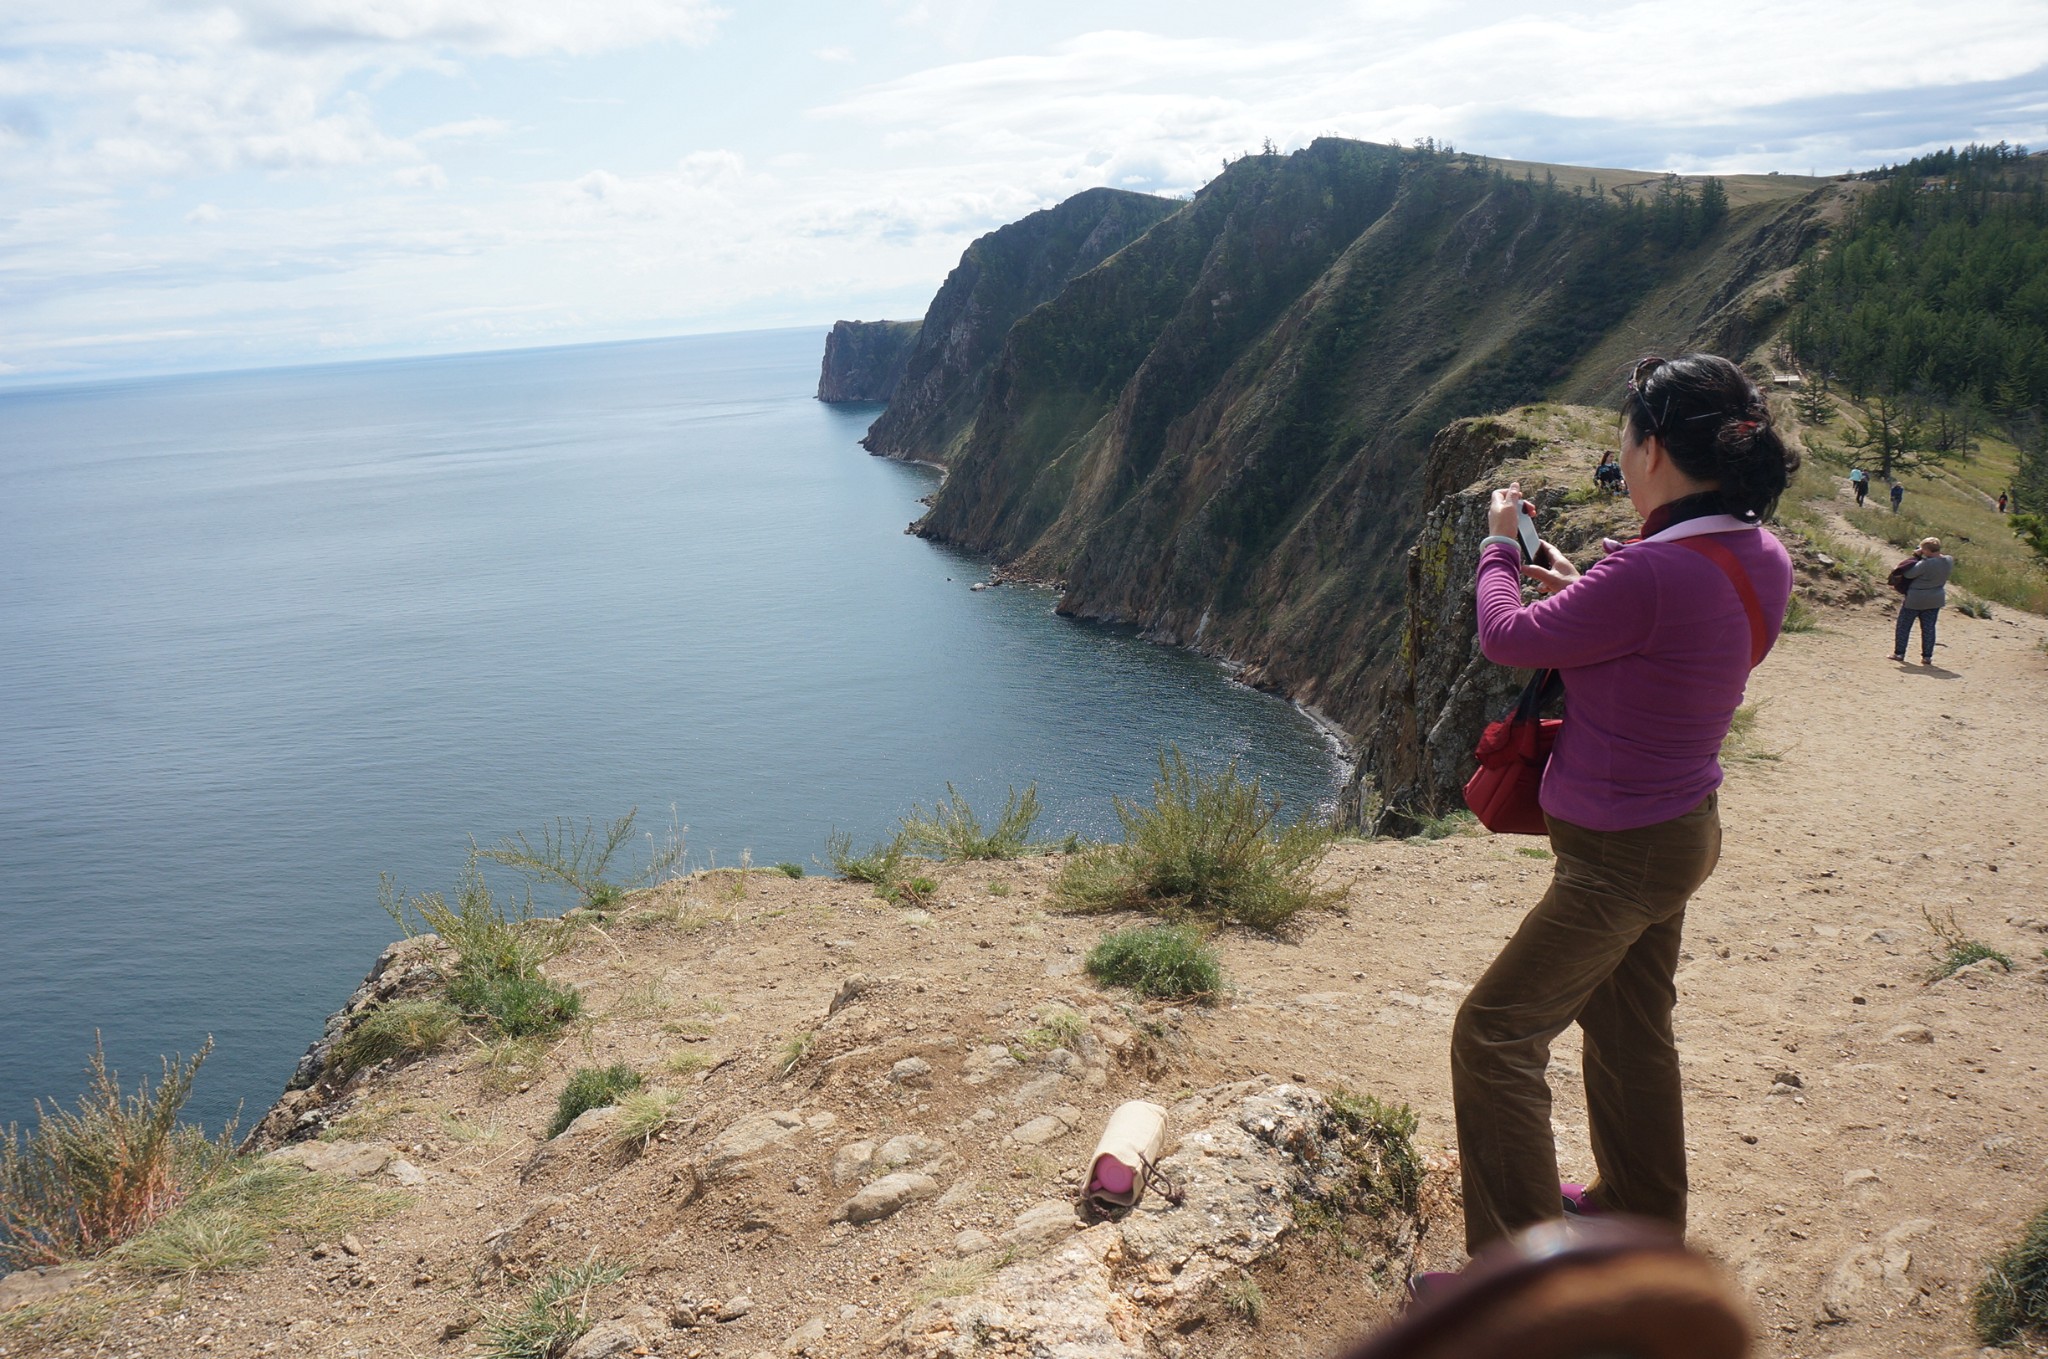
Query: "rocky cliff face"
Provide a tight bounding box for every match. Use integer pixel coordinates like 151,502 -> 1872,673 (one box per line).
817,319 -> 923,403
907,141 -> 1840,739
860,187 -> 1179,464
1340,409 -> 1632,834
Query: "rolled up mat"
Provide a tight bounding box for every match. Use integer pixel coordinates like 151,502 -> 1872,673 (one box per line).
1081,1100 -> 1168,1218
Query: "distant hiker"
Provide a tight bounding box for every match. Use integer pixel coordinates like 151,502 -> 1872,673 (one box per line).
1456,353 -> 1794,1258
1890,536 -> 1954,666
1999,490 -> 2009,514
1890,480 -> 1904,513
1594,452 -> 1624,496
1849,467 -> 1869,506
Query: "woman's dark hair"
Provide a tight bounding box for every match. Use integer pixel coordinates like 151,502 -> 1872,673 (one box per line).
1623,353 -> 1800,520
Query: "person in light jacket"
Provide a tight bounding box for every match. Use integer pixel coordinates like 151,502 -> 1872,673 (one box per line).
1452,353 -> 1796,1256
1891,537 -> 1954,665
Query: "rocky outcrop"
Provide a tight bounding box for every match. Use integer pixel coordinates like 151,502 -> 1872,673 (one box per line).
817,320 -> 922,403
244,933 -> 446,1149
891,1079 -> 1417,1358
860,187 -> 1179,465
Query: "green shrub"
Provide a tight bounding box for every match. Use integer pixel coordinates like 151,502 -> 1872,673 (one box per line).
826,831 -> 905,889
450,973 -> 583,1037
1923,903 -> 2014,980
1327,1088 -> 1423,1217
1957,596 -> 1993,619
547,1066 -> 642,1139
1975,1200 -> 2048,1346
1054,747 -> 1337,932
477,808 -> 684,908
479,1259 -> 630,1359
383,866 -> 583,1039
773,863 -> 804,879
330,1000 -> 461,1079
1085,926 -> 1225,1000
897,784 -> 1043,861
1,1039 -> 234,1268
1781,595 -> 1820,632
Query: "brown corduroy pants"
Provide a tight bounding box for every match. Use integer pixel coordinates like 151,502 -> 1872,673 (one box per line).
1451,793 -> 1722,1254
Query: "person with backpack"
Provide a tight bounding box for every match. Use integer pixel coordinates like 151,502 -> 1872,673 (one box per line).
1849,467 -> 1868,506
1890,480 -> 1904,513
1453,354 -> 1795,1259
1890,537 -> 1954,665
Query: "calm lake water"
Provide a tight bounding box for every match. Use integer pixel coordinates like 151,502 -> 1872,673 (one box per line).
0,328 -> 1344,1132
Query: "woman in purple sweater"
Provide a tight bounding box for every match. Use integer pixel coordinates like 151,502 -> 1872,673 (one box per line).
1451,354 -> 1796,1255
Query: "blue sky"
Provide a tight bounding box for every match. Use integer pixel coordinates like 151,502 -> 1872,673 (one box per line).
4,0 -> 2045,384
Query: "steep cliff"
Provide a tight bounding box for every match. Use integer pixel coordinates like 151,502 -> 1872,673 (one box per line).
910,140 -> 1840,738
860,187 -> 1180,464
817,319 -> 923,402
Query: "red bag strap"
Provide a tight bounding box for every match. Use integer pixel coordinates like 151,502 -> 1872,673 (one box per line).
1674,535 -> 1769,668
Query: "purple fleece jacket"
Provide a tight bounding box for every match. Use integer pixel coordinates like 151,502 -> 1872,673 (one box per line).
1475,526 -> 1793,831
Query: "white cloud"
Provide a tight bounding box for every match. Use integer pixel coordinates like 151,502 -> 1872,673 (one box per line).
186,201 -> 223,222
416,117 -> 510,142
813,46 -> 853,63
392,162 -> 447,189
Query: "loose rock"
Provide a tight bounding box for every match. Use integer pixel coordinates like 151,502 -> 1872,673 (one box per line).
834,1172 -> 940,1224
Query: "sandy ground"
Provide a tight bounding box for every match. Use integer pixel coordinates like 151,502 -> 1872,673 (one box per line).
4,573 -> 2045,1359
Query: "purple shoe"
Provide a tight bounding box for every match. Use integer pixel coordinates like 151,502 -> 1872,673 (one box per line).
1561,1182 -> 1605,1217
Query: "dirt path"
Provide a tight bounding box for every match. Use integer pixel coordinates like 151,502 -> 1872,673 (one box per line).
9,590 -> 2043,1359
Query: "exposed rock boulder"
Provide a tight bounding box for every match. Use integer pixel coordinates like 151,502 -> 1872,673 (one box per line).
835,1172 -> 940,1224
891,1079 -> 1416,1357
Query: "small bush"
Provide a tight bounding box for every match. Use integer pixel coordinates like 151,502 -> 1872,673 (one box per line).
1407,809 -> 1481,841
774,1031 -> 815,1079
1975,1200 -> 2048,1346
547,1066 -> 641,1139
450,972 -> 583,1038
1,1038 -> 233,1268
383,866 -> 583,1039
1086,926 -> 1225,1000
888,875 -> 939,907
1018,1006 -> 1090,1052
1328,1088 -> 1423,1217
330,1001 -> 461,1079
986,878 -> 1013,898
1957,596 -> 1993,619
1222,1273 -> 1266,1324
897,784 -> 1043,861
1923,903 -> 2014,980
1781,595 -> 1820,632
609,1090 -> 681,1152
773,863 -> 804,879
477,808 -> 684,908
826,831 -> 905,889
1055,747 -> 1337,932
479,1259 -> 630,1359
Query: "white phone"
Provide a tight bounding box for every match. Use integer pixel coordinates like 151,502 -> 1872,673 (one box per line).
1516,503 -> 1543,563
